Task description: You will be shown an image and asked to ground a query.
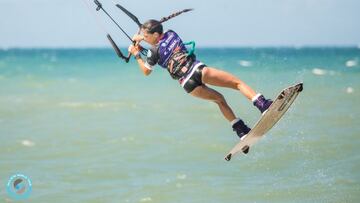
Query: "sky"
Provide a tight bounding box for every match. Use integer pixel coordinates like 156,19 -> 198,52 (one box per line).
0,0 -> 359,48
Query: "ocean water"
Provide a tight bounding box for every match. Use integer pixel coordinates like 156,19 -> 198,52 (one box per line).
0,47 -> 359,202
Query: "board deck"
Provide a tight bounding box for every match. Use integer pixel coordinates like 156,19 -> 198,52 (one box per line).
225,82 -> 303,161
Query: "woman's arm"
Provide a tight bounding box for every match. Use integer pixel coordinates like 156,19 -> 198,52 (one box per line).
128,44 -> 152,76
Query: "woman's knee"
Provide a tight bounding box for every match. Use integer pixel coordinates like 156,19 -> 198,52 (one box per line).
212,93 -> 226,105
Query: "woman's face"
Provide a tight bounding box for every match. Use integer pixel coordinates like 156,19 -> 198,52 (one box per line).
142,29 -> 160,45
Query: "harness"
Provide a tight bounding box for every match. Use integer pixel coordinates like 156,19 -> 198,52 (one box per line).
166,41 -> 196,80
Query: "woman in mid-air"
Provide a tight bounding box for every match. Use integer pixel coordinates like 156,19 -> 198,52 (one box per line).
128,11 -> 272,149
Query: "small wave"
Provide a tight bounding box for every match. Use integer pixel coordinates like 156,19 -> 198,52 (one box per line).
312,68 -> 327,76
346,87 -> 354,94
238,60 -> 253,67
345,59 -> 358,68
176,174 -> 187,180
21,140 -> 35,147
139,197 -> 152,202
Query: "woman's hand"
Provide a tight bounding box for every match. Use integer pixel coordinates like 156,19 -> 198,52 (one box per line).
128,44 -> 141,56
129,34 -> 144,56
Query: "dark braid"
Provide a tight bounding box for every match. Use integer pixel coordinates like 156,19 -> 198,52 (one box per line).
142,8 -> 193,34
159,8 -> 193,23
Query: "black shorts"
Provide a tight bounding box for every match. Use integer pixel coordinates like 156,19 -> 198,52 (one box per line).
180,62 -> 206,93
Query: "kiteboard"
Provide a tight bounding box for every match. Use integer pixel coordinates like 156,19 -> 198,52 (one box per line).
225,82 -> 303,161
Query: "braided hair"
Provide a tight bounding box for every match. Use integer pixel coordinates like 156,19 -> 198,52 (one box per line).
141,8 -> 193,34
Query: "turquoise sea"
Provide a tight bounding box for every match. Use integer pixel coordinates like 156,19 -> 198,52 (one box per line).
0,47 -> 359,202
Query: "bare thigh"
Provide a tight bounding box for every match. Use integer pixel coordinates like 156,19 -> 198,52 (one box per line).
201,67 -> 242,89
201,67 -> 256,100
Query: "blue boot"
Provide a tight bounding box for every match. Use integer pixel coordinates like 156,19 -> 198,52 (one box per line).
232,119 -> 251,140
232,119 -> 251,154
253,95 -> 273,114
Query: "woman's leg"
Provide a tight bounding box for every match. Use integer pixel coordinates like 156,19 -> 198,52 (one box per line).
201,67 -> 257,100
200,66 -> 273,113
189,84 -> 236,122
189,84 -> 251,139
